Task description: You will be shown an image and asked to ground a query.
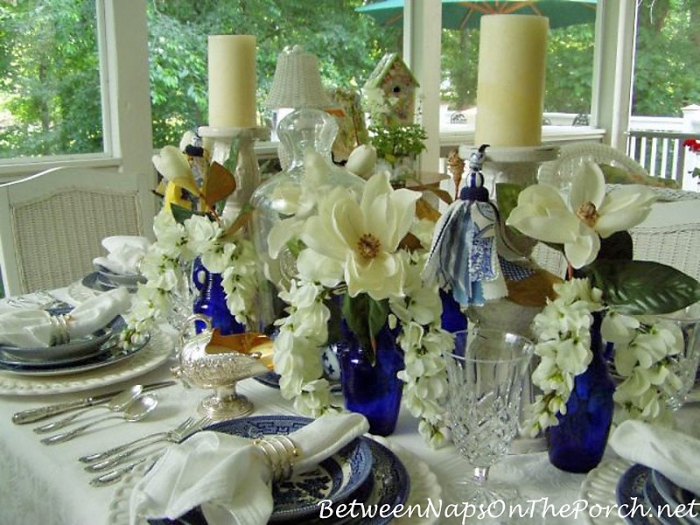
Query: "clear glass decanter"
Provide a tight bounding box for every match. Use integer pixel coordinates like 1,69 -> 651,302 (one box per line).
250,107 -> 365,330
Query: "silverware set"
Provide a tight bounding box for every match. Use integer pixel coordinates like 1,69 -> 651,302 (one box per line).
10,380 -> 209,486
83,416 -> 210,487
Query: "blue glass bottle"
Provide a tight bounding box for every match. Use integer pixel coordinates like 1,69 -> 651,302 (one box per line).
192,262 -> 245,336
547,312 -> 616,473
336,321 -> 404,436
440,288 -> 468,332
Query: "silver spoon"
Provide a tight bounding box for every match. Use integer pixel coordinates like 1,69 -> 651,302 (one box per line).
41,395 -> 158,445
33,385 -> 144,434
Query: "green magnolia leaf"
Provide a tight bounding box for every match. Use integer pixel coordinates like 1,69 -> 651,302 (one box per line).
170,203 -> 208,225
582,260 -> 700,315
341,293 -> 390,366
598,231 -> 633,261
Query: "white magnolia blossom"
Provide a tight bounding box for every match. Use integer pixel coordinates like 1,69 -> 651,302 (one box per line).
299,171 -> 421,301
266,151 -> 344,259
271,173 -> 451,445
152,145 -> 199,194
506,161 -> 655,268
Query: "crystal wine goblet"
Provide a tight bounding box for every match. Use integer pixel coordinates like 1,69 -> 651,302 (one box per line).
445,328 -> 534,506
658,302 -> 700,410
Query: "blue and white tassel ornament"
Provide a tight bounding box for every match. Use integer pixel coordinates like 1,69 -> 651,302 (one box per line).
423,144 -> 508,306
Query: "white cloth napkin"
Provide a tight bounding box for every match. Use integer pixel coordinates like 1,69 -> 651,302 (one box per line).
129,412 -> 369,525
0,288 -> 130,348
609,420 -> 700,495
93,236 -> 150,276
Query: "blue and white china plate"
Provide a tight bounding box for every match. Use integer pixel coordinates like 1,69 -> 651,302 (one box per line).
616,463 -> 662,525
0,331 -> 150,377
650,470 -> 700,525
147,415 -> 410,525
83,272 -> 139,293
207,415 -> 373,523
0,312 -> 125,364
83,271 -> 117,292
96,266 -> 146,287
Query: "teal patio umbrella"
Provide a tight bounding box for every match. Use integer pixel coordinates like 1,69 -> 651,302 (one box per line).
356,0 -> 597,30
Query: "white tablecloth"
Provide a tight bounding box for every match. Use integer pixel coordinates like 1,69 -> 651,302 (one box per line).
0,289 -> 698,525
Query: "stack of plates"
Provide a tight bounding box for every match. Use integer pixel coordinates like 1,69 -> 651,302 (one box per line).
0,315 -> 150,376
83,267 -> 145,292
615,463 -> 700,525
147,415 -> 410,525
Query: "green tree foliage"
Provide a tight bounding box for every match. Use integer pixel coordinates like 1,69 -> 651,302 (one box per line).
633,0 -> 700,116
0,0 -> 101,157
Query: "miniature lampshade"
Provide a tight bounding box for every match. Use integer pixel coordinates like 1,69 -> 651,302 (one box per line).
265,45 -> 333,109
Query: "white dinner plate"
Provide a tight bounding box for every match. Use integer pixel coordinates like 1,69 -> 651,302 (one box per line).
580,458 -> 633,525
0,329 -> 173,396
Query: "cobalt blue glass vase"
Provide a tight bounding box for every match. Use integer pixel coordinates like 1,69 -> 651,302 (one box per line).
192,262 -> 245,336
547,312 -> 615,473
440,288 -> 468,333
336,322 -> 404,436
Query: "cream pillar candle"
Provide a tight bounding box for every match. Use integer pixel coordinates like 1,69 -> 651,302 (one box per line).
474,15 -> 548,147
208,35 -> 257,128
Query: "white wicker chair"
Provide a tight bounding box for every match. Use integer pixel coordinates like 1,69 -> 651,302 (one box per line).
630,199 -> 700,281
0,167 -> 156,296
538,141 -> 649,189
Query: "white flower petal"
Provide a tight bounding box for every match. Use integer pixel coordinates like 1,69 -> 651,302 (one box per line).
569,161 -> 606,209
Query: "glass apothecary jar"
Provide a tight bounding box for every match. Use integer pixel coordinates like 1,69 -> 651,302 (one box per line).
250,107 -> 365,330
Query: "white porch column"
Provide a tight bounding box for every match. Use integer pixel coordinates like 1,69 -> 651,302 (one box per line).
404,0 -> 442,179
591,0 -> 637,149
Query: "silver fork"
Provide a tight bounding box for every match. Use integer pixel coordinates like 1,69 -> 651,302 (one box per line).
83,416 -> 208,472
90,452 -> 165,488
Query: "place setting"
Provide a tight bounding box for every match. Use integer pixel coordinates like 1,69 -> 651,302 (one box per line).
72,236 -> 150,300
0,288 -> 172,395
105,412 -> 444,525
581,421 -> 700,525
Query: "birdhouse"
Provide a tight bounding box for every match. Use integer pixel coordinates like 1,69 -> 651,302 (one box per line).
363,53 -> 419,126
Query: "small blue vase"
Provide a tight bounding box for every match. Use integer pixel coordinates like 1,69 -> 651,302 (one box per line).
192,262 -> 245,336
547,312 -> 615,473
336,322 -> 404,436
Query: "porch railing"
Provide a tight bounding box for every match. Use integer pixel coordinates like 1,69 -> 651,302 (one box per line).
626,129 -> 697,185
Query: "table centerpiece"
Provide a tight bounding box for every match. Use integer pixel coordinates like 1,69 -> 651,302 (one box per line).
505,160 -> 700,472
270,169 -> 453,444
120,134 -> 259,347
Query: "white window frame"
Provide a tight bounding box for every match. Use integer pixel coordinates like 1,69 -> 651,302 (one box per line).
0,0 -> 154,186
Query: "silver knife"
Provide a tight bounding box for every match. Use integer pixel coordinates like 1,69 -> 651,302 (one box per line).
11,380 -> 177,424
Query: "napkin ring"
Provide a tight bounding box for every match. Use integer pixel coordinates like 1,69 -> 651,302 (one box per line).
49,314 -> 71,345
253,436 -> 299,481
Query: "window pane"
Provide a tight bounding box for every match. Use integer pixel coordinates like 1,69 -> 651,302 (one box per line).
146,0 -> 400,149
441,23 -> 595,130
631,0 -> 699,119
0,0 -> 103,159
629,0 -> 700,185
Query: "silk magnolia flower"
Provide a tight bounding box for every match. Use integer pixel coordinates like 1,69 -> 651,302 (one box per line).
506,161 -> 655,268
